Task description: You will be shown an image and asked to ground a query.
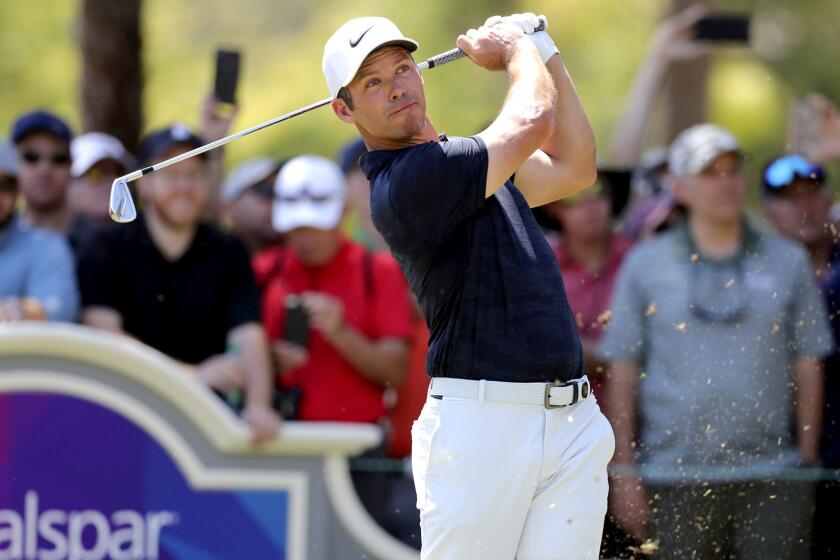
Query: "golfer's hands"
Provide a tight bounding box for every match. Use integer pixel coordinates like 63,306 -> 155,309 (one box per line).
272,340 -> 309,374
609,473 -> 650,541
196,354 -> 246,392
486,13 -> 558,64
457,22 -> 528,71
243,404 -> 281,444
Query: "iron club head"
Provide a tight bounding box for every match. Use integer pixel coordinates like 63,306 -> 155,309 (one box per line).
109,177 -> 137,223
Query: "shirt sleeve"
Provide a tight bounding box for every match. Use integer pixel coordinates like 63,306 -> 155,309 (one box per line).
598,248 -> 649,365
387,136 -> 487,246
26,233 -> 79,322
225,237 -> 262,330
788,247 -> 834,359
75,229 -> 120,312
369,252 -> 414,341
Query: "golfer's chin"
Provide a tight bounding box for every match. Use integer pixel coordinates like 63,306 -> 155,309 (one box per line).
386,113 -> 426,140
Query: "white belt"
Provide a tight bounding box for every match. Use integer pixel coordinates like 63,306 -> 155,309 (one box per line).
429,376 -> 591,409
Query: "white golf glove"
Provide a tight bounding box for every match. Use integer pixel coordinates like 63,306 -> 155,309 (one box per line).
485,13 -> 559,64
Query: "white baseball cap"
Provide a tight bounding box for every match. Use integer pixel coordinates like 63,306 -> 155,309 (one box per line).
668,124 -> 743,177
221,157 -> 277,202
71,132 -> 135,178
322,17 -> 419,98
273,155 -> 347,233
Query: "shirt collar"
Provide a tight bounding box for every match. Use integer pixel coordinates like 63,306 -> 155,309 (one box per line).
555,235 -> 633,275
676,217 -> 763,262
285,235 -> 355,278
359,135 -> 448,181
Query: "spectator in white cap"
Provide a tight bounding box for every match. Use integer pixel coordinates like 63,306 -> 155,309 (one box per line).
221,157 -> 283,254
600,123 -> 831,557
70,132 -> 134,222
0,138 -> 79,322
260,153 -> 413,541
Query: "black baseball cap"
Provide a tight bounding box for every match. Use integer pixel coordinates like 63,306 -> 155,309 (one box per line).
137,123 -> 204,165
11,110 -> 74,144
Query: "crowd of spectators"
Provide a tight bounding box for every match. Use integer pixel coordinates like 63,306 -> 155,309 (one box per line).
2,5 -> 840,557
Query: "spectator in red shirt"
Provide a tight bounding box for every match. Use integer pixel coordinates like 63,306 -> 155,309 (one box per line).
261,155 -> 413,423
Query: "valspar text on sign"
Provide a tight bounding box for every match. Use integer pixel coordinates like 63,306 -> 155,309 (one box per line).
0,491 -> 178,560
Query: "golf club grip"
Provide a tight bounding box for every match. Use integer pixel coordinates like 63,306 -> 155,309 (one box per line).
422,16 -> 547,70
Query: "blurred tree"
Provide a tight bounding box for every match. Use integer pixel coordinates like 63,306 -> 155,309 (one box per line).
80,0 -> 143,152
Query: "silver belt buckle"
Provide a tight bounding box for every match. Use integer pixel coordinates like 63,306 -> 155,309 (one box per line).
544,379 -> 590,409
544,382 -> 567,409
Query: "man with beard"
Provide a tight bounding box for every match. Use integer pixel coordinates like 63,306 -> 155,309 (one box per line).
76,124 -> 279,442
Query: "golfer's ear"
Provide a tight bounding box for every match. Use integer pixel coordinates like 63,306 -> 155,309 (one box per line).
332,98 -> 354,124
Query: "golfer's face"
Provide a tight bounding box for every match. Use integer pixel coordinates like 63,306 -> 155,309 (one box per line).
347,47 -> 426,141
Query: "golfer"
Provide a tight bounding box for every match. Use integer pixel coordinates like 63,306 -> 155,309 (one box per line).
323,14 -> 614,559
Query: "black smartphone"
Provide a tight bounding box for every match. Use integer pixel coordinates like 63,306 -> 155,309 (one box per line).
284,295 -> 309,348
694,15 -> 750,43
213,49 -> 241,104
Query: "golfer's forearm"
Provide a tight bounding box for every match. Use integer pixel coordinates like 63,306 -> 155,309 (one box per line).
327,326 -> 408,387
230,324 -> 273,408
606,362 -> 641,466
793,357 -> 823,463
500,39 -> 556,139
540,55 -> 596,170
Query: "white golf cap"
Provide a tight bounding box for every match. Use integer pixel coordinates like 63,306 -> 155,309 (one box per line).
668,124 -> 743,177
221,157 -> 277,202
71,132 -> 134,178
273,155 -> 347,233
322,16 -> 419,98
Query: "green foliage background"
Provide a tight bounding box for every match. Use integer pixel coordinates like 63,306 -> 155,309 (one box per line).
1,0 -> 838,180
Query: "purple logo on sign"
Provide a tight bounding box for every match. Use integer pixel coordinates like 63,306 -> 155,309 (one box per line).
0,393 -> 289,559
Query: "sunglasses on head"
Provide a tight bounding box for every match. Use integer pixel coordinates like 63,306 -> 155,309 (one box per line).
764,154 -> 825,190
22,151 -> 70,166
250,180 -> 276,199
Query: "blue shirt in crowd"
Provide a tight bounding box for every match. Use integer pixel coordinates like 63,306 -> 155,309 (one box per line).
0,214 -> 79,321
361,135 -> 582,383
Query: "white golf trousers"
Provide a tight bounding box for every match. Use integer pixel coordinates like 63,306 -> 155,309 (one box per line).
411,384 -> 615,559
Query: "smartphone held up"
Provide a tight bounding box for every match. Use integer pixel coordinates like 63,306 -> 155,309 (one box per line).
693,14 -> 751,44
213,49 -> 241,104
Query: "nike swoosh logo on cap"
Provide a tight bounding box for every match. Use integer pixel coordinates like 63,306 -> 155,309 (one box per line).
349,25 -> 375,48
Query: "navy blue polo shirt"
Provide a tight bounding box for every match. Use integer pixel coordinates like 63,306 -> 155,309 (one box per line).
361,134 -> 582,383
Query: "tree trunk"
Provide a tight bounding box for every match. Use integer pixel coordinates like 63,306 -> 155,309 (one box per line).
79,0 -> 143,153
667,0 -> 712,142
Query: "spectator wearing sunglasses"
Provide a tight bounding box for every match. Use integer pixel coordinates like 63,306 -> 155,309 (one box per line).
0,138 -> 78,322
11,111 -> 75,233
220,157 -> 284,254
600,124 -> 832,558
762,155 -> 840,558
69,132 -> 135,222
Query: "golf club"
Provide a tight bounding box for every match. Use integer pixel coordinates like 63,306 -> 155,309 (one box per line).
109,17 -> 547,223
